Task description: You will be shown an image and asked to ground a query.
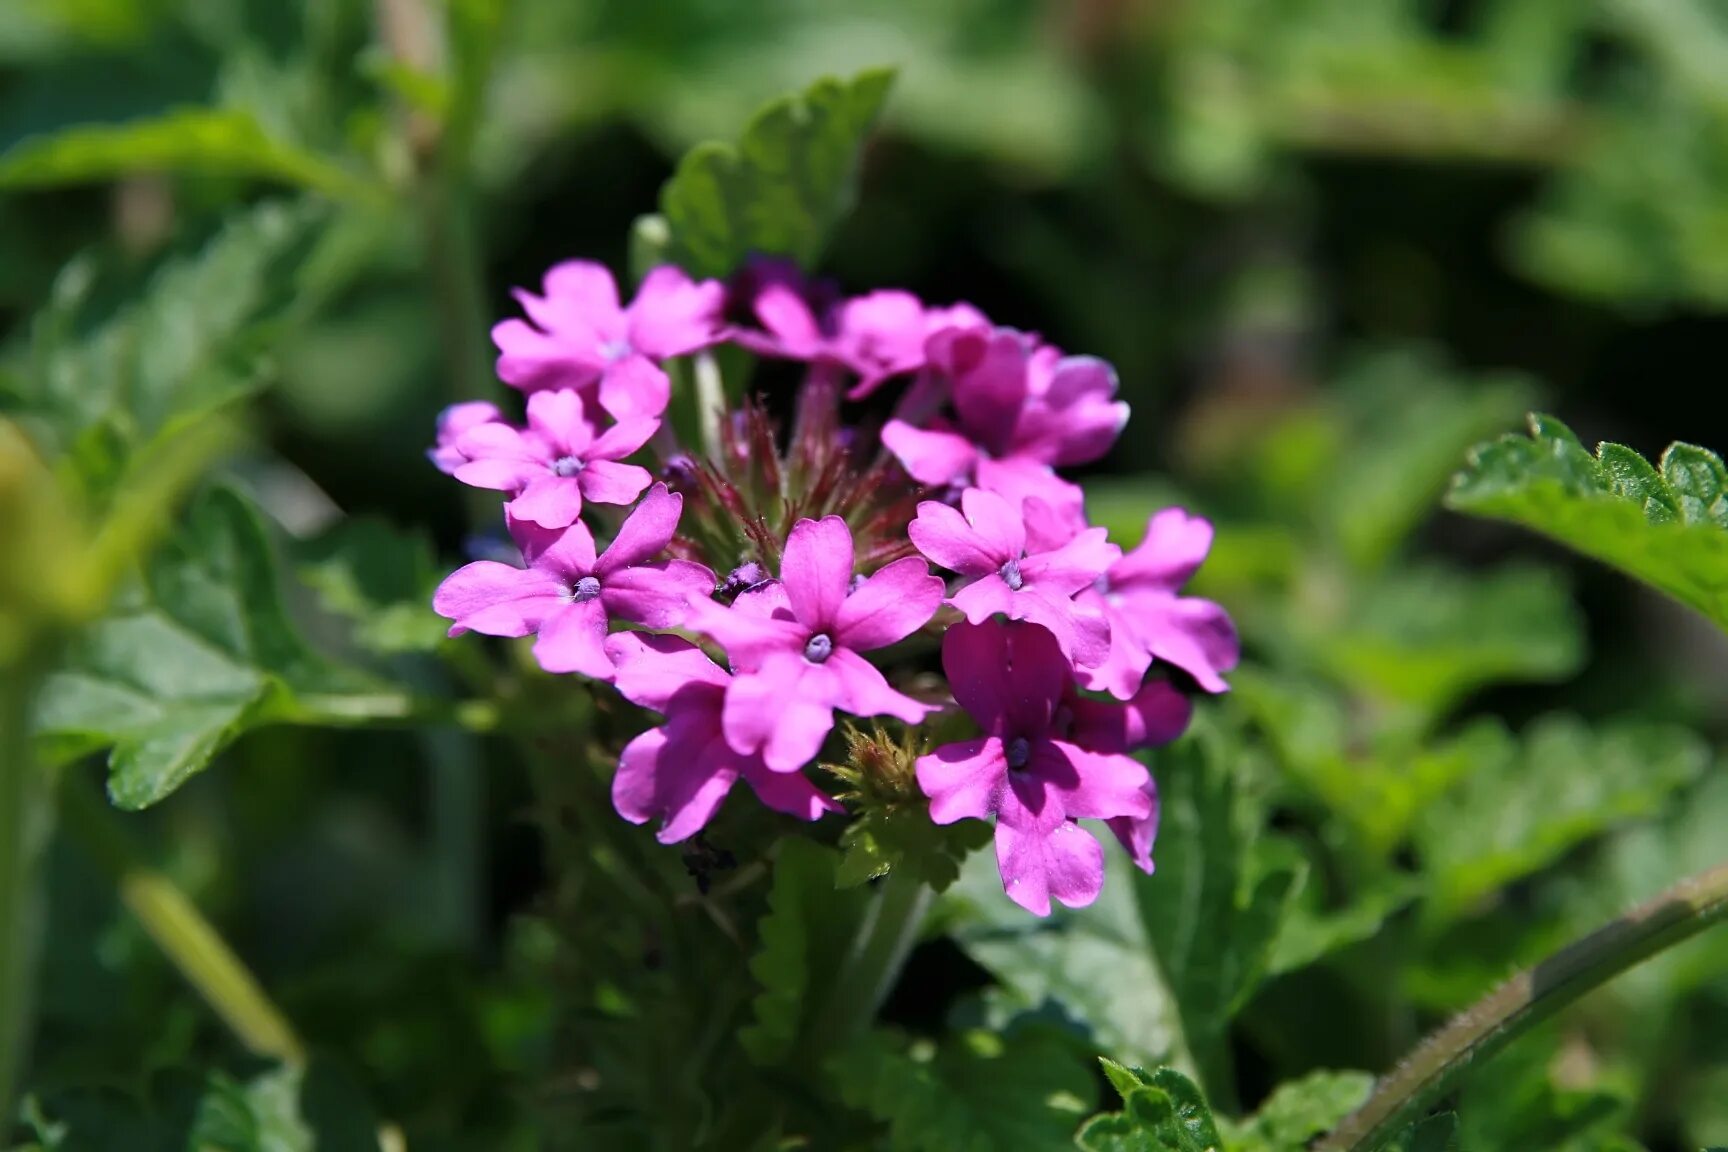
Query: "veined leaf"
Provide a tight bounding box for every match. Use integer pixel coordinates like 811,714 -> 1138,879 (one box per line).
1448,413 -> 1728,634
0,108 -> 376,201
33,486 -> 391,810
830,1027 -> 1091,1152
1076,1065 -> 1222,1152
1417,714 -> 1708,922
659,68 -> 895,277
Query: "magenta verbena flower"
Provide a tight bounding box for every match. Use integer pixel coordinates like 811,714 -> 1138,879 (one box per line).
916,620 -> 1155,916
734,278 -> 986,396
429,401 -> 503,475
1080,508 -> 1240,700
882,326 -> 1128,513
1056,677 -> 1192,874
492,261 -> 722,417
432,483 -> 714,679
607,631 -> 842,843
909,487 -> 1117,669
685,515 -> 944,772
451,385 -> 659,530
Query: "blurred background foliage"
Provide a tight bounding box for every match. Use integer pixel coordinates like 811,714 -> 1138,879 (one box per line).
3,0 -> 1728,1149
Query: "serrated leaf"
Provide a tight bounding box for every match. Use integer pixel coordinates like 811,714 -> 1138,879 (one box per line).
1448,414 -> 1728,634
296,518 -> 447,656
33,486 -> 384,809
1133,729 -> 1302,1095
0,108 -> 375,201
1222,1070 -> 1374,1152
830,1027 -> 1091,1152
1076,1067 -> 1222,1152
659,68 -> 895,277
1417,715 -> 1708,922
739,839 -> 870,1065
946,849 -> 1179,1070
9,200 -> 323,468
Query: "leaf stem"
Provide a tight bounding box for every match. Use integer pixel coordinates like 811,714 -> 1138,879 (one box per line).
1318,859 -> 1728,1151
59,779 -> 306,1065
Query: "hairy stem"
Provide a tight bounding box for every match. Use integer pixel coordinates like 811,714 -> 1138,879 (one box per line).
60,780 -> 305,1064
1319,860 -> 1728,1152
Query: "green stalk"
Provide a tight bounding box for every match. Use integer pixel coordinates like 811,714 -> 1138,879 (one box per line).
60,781 -> 304,1065
1319,860 -> 1728,1152
808,868 -> 932,1059
0,658 -> 52,1126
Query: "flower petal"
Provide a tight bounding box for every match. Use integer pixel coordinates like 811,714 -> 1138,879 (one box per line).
511,515 -> 597,576
1021,525 -> 1118,598
939,620 -> 1066,737
576,460 -> 653,507
947,574 -> 1016,625
780,516 -> 855,631
825,648 -> 932,725
960,487 -> 1027,559
613,725 -> 739,844
531,599 -> 614,678
915,736 -> 1005,824
627,265 -> 724,359
909,500 -> 1003,576
1111,508 -> 1215,592
880,421 -> 978,488
1141,595 -> 1239,694
605,630 -> 729,712
525,388 -> 595,456
598,355 -> 672,421
433,561 -> 564,637
945,328 -> 1031,455
596,483 -> 682,573
527,260 -> 623,339
750,282 -> 828,358
1070,679 -> 1193,753
722,653 -> 837,771
492,318 -> 602,393
994,816 -> 1105,916
832,556 -> 943,650
743,762 -> 845,822
1107,780 -> 1160,875
506,476 -> 585,529
588,415 -> 660,463
602,559 -> 716,628
684,595 -> 804,672
1031,740 -> 1152,821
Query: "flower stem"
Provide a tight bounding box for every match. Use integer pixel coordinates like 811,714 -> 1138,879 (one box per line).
59,779 -> 305,1065
1318,860 -> 1728,1152
0,658 -> 53,1126
809,868 -> 932,1058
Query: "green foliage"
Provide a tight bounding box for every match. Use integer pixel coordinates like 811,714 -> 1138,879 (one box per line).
1075,1064 -> 1221,1152
1449,414 -> 1728,633
1220,1070 -> 1374,1152
831,1027 -> 1091,1152
738,839 -> 870,1065
1417,715 -> 1709,921
1132,730 -> 1301,1094
296,518 -> 447,657
656,68 -> 896,278
187,1066 -> 312,1152
1388,1113 -> 1461,1152
32,486 -> 386,810
0,109 -> 374,202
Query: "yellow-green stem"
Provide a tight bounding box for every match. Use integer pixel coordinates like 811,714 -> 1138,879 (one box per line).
1319,860 -> 1728,1151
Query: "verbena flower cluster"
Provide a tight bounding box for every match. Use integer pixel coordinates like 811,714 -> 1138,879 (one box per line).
430,259 -> 1238,914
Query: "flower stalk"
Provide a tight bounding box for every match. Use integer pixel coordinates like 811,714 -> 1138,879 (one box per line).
1319,859 -> 1728,1152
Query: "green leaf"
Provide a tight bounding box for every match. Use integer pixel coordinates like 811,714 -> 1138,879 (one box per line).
1266,871 -> 1419,979
1133,728 -> 1302,1096
659,68 -> 896,277
188,1066 -> 312,1152
1417,715 -> 1709,922
1222,1070 -> 1374,1152
830,1027 -> 1092,1152
9,200 -> 323,467
946,849 -> 1180,1071
296,518 -> 447,656
1388,1113 -> 1461,1152
738,838 -> 870,1065
0,109 -> 376,201
1308,562 -> 1583,714
1448,414 -> 1728,634
1075,1067 -> 1222,1152
33,486 -> 386,810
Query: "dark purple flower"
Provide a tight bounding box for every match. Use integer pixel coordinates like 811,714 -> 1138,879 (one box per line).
606,632 -> 842,843
915,621 -> 1153,915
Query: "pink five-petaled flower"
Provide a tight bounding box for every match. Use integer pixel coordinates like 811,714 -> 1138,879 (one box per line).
492,261 -> 723,418
882,327 -> 1128,513
428,401 -> 502,474
686,516 -> 944,773
1056,678 -> 1192,874
737,281 -> 986,397
909,488 -> 1117,669
1080,507 -> 1240,701
916,620 -> 1154,916
432,484 -> 713,679
451,387 -> 658,530
606,631 -> 842,843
